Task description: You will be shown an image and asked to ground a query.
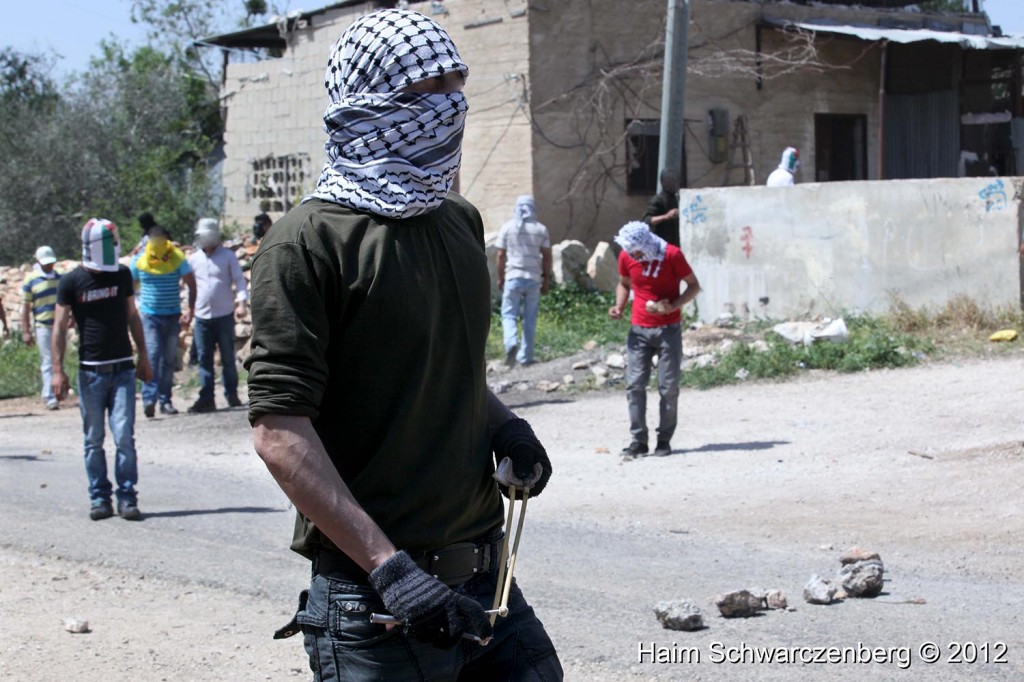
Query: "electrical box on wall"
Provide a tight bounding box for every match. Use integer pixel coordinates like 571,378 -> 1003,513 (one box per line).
708,108 -> 729,164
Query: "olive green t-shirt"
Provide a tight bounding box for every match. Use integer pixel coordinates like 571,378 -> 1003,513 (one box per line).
245,195 -> 503,559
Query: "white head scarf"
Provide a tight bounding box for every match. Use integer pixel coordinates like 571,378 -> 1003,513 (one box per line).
615,221 -> 667,278
778,147 -> 800,173
81,218 -> 121,272
512,195 -> 536,228
307,9 -> 469,219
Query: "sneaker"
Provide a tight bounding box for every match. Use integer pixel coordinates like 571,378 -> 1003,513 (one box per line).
89,502 -> 114,521
653,441 -> 673,457
504,344 -> 519,368
159,402 -> 179,415
144,403 -> 155,419
226,394 -> 243,408
187,399 -> 216,414
45,400 -> 59,411
117,501 -> 142,521
620,441 -> 649,458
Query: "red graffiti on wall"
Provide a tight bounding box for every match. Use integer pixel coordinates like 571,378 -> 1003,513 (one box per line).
740,226 -> 753,259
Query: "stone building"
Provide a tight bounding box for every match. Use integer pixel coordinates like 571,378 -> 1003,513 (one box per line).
202,0 -> 1022,244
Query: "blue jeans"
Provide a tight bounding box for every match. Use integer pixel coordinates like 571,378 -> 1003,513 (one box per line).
625,323 -> 682,445
35,324 -> 55,403
294,568 -> 562,681
501,278 -> 542,364
141,313 -> 180,406
78,368 -> 138,506
194,314 -> 238,402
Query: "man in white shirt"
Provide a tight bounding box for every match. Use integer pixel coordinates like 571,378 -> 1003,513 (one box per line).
186,218 -> 249,413
495,195 -> 552,367
766,147 -> 800,187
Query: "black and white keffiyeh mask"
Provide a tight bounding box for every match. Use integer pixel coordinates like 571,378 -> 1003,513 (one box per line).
308,9 -> 469,219
615,221 -> 667,278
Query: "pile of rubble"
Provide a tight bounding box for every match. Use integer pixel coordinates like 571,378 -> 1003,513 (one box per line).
654,546 -> 896,632
0,238 -> 260,367
484,236 -> 620,295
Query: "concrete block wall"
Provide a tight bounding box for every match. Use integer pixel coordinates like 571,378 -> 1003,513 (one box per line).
437,0 -> 534,233
220,4 -> 374,229
528,0 -> 666,246
217,0 -> 532,234
678,177 -> 1024,322
527,0 -> 965,246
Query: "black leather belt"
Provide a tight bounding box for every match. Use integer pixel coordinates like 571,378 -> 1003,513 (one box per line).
79,360 -> 135,374
315,537 -> 500,587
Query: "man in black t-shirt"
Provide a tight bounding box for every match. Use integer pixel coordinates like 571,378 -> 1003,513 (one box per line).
52,218 -> 152,521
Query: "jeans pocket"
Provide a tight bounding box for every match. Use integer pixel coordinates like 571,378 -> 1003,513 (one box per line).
325,580 -> 398,650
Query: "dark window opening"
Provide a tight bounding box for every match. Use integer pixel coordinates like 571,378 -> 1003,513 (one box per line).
250,153 -> 312,213
959,49 -> 1022,176
625,119 -> 687,195
815,114 -> 867,182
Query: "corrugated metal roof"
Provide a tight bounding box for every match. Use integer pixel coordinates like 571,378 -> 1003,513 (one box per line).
767,18 -> 1024,49
197,1 -> 380,49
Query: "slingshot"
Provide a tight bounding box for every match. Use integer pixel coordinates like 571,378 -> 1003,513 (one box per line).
490,482 -> 529,625
367,481 -> 532,644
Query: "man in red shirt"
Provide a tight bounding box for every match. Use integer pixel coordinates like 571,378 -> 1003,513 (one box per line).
608,221 -> 701,458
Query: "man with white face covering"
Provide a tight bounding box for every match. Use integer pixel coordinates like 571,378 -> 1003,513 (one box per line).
244,9 -> 560,680
496,195 -> 551,367
766,147 -> 800,187
609,221 -> 701,459
186,218 -> 248,413
52,219 -> 152,521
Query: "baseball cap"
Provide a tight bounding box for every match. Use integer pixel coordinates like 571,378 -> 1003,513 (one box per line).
35,245 -> 57,265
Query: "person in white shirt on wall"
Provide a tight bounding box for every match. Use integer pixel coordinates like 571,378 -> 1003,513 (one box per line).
766,147 -> 800,187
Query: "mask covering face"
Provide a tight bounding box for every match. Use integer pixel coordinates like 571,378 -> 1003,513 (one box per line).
307,9 -> 470,219
81,218 -> 121,271
195,218 -> 220,249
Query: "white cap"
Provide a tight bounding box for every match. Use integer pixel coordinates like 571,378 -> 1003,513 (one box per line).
35,245 -> 57,265
195,218 -> 220,236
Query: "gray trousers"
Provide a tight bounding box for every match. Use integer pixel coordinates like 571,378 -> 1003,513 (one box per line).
625,322 -> 682,445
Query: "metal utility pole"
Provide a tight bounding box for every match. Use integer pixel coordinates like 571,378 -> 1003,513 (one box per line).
658,0 -> 690,185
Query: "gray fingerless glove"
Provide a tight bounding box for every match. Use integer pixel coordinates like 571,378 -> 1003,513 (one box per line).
368,551 -> 493,648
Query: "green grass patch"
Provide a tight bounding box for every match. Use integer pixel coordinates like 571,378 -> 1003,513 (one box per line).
0,335 -> 78,399
488,285 -> 628,360
680,314 -> 934,390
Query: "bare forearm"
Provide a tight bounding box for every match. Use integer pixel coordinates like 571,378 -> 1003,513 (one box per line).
615,282 -> 630,310
128,310 -> 146,355
253,414 -> 396,572
496,250 -> 507,286
53,325 -> 67,369
672,282 -> 701,310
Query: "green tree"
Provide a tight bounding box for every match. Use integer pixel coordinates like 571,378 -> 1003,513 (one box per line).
0,48 -> 58,111
0,44 -> 221,262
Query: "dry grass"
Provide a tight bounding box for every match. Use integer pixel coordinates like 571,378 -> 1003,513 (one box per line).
884,292 -> 1024,358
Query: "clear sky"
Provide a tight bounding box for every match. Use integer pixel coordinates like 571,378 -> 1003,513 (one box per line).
1,0 -> 148,77
0,0 -> 1022,78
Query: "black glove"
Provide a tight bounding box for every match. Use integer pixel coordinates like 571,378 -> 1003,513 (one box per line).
491,417 -> 552,497
368,551 -> 492,648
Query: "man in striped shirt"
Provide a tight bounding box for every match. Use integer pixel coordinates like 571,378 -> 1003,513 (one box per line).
130,224 -> 196,417
21,245 -> 62,410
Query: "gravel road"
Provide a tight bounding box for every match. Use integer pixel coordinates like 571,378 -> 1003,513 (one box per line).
2,354 -> 1023,680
